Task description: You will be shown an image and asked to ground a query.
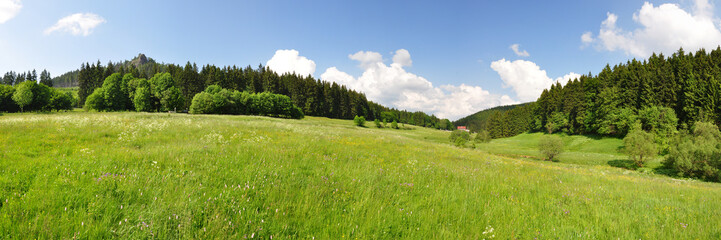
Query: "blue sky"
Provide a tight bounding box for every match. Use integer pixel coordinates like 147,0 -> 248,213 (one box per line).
1,0 -> 720,120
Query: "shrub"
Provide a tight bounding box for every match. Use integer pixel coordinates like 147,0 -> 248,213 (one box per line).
539,135 -> 563,161
449,130 -> 471,144
454,137 -> 467,147
623,128 -> 657,167
391,120 -> 399,129
354,115 -> 366,127
374,118 -> 382,128
475,130 -> 491,143
665,122 -> 721,181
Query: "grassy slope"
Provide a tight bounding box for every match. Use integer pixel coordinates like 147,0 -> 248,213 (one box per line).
0,112 -> 719,239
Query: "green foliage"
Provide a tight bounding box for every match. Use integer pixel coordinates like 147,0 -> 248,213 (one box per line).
150,73 -> 185,112
623,128 -> 657,167
49,90 -> 74,111
133,86 -> 153,112
189,85 -> 303,119
449,130 -> 470,146
474,130 -> 491,143
391,120 -> 399,129
12,81 -> 33,112
665,122 -> 721,181
354,115 -> 366,127
638,106 -> 678,152
84,87 -> 106,111
454,136 -> 467,147
539,135 -> 563,161
374,118 -> 382,128
0,84 -> 18,112
545,112 -> 569,134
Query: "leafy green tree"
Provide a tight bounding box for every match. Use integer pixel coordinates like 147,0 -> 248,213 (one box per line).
12,81 -> 33,112
133,87 -> 153,112
49,89 -> 74,111
638,106 -> 678,152
84,87 -> 106,111
101,73 -> 129,111
539,135 -> 563,161
354,115 -> 366,127
374,118 -> 382,128
0,84 -> 18,112
665,122 -> 721,181
391,120 -> 399,129
623,126 -> 657,167
189,91 -> 215,114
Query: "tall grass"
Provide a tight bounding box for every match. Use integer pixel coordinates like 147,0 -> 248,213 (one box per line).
0,112 -> 719,238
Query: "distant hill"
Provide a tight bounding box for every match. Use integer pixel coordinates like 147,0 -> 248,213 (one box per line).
50,53 -> 159,88
453,103 -> 531,132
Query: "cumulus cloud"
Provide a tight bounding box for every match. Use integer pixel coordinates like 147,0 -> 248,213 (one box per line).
44,13 -> 105,36
582,0 -> 721,58
490,59 -> 579,102
392,49 -> 412,66
266,49 -> 316,77
0,0 -> 21,24
510,44 -> 530,57
321,49 -> 517,120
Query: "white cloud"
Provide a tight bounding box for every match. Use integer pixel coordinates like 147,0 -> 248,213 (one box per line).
349,51 -> 383,69
0,0 -> 21,24
510,44 -> 530,57
44,13 -> 105,36
321,49 -> 517,120
583,0 -> 721,58
490,58 -> 578,102
581,32 -> 593,44
392,49 -> 412,67
266,49 -> 316,77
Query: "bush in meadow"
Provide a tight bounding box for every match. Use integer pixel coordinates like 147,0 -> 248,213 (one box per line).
374,118 -> 382,128
449,130 -> 471,144
623,125 -> 657,167
539,135 -> 563,161
391,120 -> 399,129
354,115 -> 366,127
665,122 -> 721,181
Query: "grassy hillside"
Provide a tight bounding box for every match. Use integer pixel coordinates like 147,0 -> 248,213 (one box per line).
453,103 -> 529,132
473,132 -> 641,167
1,112 -> 720,239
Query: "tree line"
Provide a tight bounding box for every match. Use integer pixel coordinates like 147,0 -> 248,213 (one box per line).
75,56 -> 452,129
0,81 -> 74,112
2,69 -> 53,87
474,47 -> 721,139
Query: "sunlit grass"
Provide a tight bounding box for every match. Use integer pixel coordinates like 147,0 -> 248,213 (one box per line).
0,112 -> 719,239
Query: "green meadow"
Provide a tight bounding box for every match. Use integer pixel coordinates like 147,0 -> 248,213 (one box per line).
1,112 -> 720,239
